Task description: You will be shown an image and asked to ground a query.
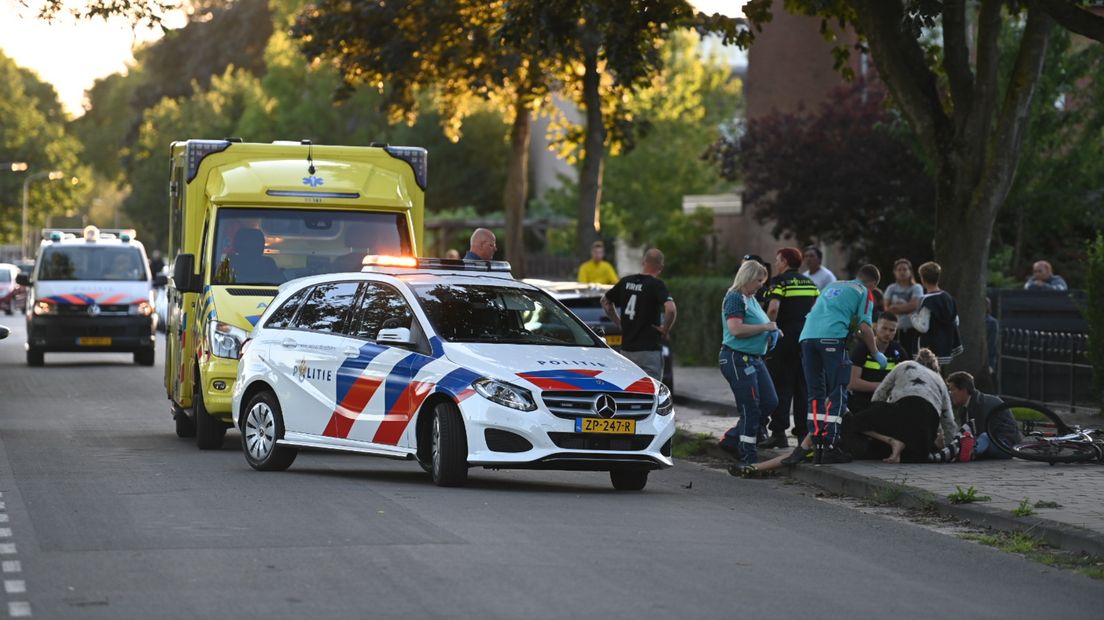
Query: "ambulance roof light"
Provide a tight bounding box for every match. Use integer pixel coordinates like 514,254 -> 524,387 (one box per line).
383,146 -> 427,191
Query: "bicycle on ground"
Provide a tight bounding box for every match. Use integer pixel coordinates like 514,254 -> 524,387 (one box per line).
986,399 -> 1103,464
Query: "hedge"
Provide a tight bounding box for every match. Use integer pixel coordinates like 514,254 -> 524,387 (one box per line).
666,276 -> 733,366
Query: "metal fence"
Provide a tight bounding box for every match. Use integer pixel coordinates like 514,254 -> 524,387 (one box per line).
997,328 -> 1097,413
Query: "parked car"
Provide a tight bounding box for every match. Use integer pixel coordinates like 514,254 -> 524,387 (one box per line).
524,279 -> 674,390
0,263 -> 27,315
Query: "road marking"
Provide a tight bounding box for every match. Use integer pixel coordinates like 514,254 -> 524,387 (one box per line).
2,583 -> 22,596
0,494 -> 29,618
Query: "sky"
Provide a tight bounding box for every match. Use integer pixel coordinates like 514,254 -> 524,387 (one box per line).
0,0 -> 747,118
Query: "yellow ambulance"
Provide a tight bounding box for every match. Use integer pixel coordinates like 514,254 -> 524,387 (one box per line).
165,139 -> 425,449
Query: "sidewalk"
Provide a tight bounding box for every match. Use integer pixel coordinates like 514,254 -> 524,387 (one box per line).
673,365 -> 1104,556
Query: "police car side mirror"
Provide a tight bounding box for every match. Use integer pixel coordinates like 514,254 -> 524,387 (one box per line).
376,327 -> 415,348
173,254 -> 201,294
15,274 -> 29,287
153,274 -> 169,288
0,326 -> 9,340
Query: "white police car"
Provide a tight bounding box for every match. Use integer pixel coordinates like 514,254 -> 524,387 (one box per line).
231,257 -> 674,489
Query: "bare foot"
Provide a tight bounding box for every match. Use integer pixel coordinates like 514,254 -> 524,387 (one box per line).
883,438 -> 905,464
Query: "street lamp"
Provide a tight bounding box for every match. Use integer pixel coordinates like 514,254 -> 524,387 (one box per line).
2,162 -> 29,172
21,170 -> 67,260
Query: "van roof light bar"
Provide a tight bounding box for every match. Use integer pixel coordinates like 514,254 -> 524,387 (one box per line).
361,255 -> 512,273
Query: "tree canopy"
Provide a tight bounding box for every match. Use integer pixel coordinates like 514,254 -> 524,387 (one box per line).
739,0 -> 1104,380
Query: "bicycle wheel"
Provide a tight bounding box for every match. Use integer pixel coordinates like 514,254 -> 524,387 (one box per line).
985,400 -> 1073,460
1009,438 -> 1099,464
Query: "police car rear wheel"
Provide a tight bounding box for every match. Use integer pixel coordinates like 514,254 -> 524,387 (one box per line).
26,349 -> 43,367
194,377 -> 227,450
610,470 -> 649,491
242,392 -> 297,471
430,401 -> 467,487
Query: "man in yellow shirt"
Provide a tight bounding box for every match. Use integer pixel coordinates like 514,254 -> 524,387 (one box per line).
578,241 -> 619,284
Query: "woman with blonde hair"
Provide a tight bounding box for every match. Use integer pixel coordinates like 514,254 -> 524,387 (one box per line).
717,260 -> 780,468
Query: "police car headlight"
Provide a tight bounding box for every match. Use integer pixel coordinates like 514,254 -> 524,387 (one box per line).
656,382 -> 673,416
472,378 -> 537,412
33,301 -> 56,316
130,301 -> 154,316
208,321 -> 248,359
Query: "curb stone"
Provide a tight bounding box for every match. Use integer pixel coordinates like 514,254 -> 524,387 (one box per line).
700,444 -> 1104,557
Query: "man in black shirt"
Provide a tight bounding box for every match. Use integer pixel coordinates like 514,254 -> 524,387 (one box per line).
601,248 -> 677,383
847,312 -> 908,413
762,247 -> 819,448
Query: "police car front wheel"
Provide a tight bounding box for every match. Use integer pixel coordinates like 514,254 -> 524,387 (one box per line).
242,391 -> 297,471
430,401 -> 468,487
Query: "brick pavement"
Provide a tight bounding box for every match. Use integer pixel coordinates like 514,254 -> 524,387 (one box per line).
673,364 -> 1104,554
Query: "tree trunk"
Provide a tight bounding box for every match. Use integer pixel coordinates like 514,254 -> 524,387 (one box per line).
504,100 -> 530,278
576,44 -> 605,260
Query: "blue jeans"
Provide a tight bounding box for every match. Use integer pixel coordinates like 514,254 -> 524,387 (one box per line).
719,348 -> 779,465
800,339 -> 851,447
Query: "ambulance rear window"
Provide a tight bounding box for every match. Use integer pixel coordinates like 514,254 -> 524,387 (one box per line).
38,247 -> 147,282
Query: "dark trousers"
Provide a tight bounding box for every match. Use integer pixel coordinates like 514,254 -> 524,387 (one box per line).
767,338 -> 807,439
846,396 -> 939,462
719,348 -> 779,466
801,338 -> 851,446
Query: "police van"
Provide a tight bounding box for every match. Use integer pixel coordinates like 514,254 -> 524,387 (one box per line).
18,226 -> 160,366
166,139 -> 426,450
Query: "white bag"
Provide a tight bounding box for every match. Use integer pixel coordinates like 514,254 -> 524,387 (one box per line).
911,306 -> 931,334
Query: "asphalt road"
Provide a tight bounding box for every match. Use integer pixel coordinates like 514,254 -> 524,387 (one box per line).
0,319 -> 1101,619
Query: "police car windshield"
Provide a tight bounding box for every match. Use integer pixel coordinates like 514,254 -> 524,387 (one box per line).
211,208 -> 412,286
412,283 -> 602,347
37,247 -> 147,281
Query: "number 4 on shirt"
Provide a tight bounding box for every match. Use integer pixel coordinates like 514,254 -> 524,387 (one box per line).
623,294 -> 638,321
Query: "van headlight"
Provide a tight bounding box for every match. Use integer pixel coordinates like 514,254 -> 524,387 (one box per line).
208,321 -> 248,359
472,378 -> 537,412
33,301 -> 56,316
656,382 -> 673,416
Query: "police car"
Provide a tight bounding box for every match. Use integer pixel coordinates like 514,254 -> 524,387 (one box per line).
18,226 -> 162,366
231,257 -> 675,489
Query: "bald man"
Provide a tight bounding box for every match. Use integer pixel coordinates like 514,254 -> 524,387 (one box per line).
1024,260 -> 1068,291
464,228 -> 497,261
601,248 -> 677,383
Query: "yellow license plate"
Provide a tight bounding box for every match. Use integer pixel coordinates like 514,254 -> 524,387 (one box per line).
604,334 -> 622,347
77,337 -> 112,346
576,417 -> 635,434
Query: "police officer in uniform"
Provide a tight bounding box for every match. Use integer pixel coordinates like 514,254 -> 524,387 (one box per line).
847,312 -> 908,413
760,247 -> 819,448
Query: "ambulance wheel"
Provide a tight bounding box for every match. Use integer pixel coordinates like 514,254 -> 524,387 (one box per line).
26,349 -> 43,367
241,391 -> 297,472
610,470 -> 649,491
430,401 -> 468,487
194,376 -> 227,450
173,404 -> 195,438
134,348 -> 155,366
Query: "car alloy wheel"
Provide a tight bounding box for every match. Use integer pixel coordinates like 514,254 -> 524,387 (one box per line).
245,401 -> 276,462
